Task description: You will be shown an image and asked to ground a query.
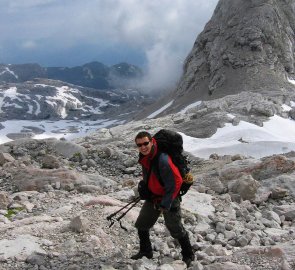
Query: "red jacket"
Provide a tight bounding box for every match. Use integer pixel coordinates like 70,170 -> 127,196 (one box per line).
138,138 -> 183,210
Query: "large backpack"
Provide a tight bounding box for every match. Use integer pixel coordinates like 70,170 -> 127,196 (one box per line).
153,129 -> 193,196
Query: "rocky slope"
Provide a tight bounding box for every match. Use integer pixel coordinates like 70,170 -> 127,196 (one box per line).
0,1 -> 295,269
0,79 -> 153,122
137,0 -> 295,118
0,110 -> 294,269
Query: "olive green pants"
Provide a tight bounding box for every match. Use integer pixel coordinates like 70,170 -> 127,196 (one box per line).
135,197 -> 187,239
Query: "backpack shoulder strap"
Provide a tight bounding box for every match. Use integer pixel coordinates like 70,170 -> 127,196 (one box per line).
150,152 -> 165,186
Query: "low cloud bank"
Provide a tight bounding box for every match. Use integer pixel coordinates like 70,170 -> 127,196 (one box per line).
1,0 -> 218,93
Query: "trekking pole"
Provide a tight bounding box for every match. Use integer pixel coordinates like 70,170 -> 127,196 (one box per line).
107,196 -> 140,229
116,196 -> 140,222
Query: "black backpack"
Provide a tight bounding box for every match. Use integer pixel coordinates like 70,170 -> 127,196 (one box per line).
153,129 -> 193,196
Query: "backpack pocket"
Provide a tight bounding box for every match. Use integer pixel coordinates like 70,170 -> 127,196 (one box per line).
179,173 -> 194,196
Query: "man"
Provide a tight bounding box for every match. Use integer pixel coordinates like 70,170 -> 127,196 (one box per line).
131,131 -> 195,267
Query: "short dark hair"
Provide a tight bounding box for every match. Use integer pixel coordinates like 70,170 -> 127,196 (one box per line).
135,131 -> 152,141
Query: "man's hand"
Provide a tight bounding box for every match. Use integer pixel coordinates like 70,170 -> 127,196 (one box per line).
138,180 -> 151,200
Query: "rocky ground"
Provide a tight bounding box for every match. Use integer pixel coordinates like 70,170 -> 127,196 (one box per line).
0,114 -> 295,270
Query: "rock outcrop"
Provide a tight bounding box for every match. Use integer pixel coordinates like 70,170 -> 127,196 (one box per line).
177,0 -> 295,99
141,0 -> 295,117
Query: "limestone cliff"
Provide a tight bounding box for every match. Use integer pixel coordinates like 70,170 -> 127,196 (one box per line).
170,0 -> 295,113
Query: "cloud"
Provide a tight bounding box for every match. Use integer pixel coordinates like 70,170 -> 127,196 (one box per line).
140,43 -> 183,93
0,0 -> 219,91
4,0 -> 56,9
21,40 -> 38,50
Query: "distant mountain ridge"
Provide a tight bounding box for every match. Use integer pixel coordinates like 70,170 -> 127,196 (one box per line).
0,61 -> 143,90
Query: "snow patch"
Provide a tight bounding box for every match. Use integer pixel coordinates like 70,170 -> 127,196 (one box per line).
227,113 -> 235,119
0,119 -> 122,144
282,104 -> 292,112
147,100 -> 174,119
180,101 -> 202,114
0,67 -> 18,79
182,114 -> 295,159
288,77 -> 295,85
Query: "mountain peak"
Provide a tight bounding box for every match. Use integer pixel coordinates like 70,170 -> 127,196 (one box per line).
170,0 -> 295,111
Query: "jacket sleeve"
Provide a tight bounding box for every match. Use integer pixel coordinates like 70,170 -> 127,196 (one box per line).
142,165 -> 148,183
158,153 -> 178,210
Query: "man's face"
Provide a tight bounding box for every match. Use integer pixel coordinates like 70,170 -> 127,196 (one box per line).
136,137 -> 153,156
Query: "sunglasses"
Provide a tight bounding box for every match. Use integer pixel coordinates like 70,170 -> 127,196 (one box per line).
136,141 -> 150,147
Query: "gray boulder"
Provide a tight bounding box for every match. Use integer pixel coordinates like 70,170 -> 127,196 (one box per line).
0,153 -> 15,166
229,174 -> 260,201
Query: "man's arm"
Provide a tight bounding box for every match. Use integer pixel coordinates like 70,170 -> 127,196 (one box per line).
158,153 -> 177,210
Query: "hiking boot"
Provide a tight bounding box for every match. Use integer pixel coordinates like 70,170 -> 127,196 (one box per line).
131,250 -> 153,260
178,232 -> 195,267
182,254 -> 195,268
131,230 -> 153,260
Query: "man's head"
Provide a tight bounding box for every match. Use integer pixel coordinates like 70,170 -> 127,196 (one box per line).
135,131 -> 153,156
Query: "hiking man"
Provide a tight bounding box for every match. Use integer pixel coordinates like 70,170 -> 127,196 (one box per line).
131,131 -> 195,267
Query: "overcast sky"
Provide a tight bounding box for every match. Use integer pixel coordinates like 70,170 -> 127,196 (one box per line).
0,0 -> 218,91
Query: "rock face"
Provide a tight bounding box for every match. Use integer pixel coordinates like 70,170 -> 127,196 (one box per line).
168,0 -> 295,113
